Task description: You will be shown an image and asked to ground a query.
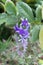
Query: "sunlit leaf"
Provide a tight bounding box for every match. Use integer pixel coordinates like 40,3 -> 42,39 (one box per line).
2,0 -> 6,3
39,59 -> 43,64
39,26 -> 43,50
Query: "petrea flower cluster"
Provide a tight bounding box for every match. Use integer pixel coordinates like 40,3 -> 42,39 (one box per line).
13,18 -> 30,57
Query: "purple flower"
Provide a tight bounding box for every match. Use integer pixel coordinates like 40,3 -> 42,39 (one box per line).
13,18 -> 30,39
20,18 -> 30,30
16,44 -> 24,57
16,38 -> 28,57
19,28 -> 30,38
13,18 -> 30,57
21,18 -> 28,27
14,25 -> 29,38
17,50 -> 24,57
21,19 -> 28,26
22,39 -> 28,48
14,24 -> 20,33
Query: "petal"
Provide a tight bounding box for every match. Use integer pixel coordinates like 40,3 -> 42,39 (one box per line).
21,19 -> 28,26
13,24 -> 20,33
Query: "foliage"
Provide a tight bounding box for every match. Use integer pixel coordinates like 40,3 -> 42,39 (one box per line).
39,26 -> 43,50
0,0 -> 43,65
31,25 -> 40,42
16,2 -> 34,22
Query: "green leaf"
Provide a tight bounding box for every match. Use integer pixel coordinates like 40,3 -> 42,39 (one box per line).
0,13 -> 17,26
6,14 -> 17,26
39,59 -> 43,64
0,2 -> 5,8
0,13 -> 7,25
0,38 -> 11,52
2,0 -> 6,3
5,0 -> 17,15
31,25 -> 40,42
39,26 -> 43,50
16,2 -> 34,22
36,5 -> 42,22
